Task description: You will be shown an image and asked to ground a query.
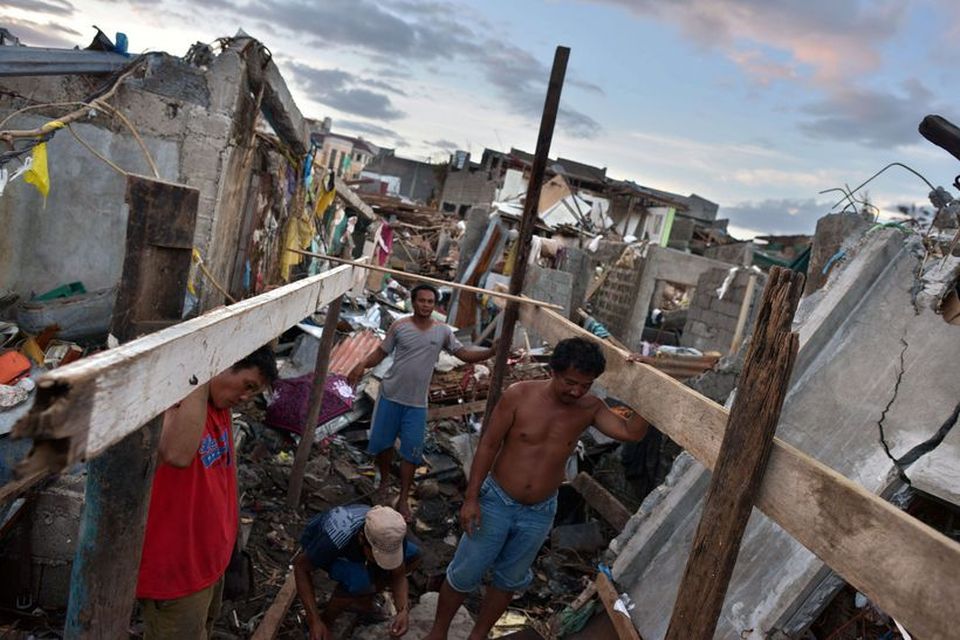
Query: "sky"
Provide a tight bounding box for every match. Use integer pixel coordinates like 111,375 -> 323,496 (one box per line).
4,0 -> 960,238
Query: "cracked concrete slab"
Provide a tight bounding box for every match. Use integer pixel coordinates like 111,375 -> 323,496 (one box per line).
608,229 -> 960,639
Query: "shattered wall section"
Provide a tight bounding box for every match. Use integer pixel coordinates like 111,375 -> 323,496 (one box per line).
0,49 -> 258,310
607,228 -> 960,639
681,267 -> 765,354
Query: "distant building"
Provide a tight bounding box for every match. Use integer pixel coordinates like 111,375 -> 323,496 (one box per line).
308,118 -> 378,180
361,148 -> 442,204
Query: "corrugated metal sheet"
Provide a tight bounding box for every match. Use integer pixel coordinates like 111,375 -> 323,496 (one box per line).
329,331 -> 382,376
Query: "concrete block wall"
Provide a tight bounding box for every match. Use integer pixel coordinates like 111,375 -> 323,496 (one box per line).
682,267 -> 766,354
522,264 -> 573,347
0,51 -> 255,311
439,168 -> 499,213
0,474 -> 85,610
591,250 -> 644,340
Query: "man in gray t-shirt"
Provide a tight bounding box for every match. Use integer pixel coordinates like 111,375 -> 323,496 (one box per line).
353,284 -> 496,520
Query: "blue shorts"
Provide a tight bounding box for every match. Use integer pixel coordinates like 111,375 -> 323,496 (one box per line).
367,396 -> 427,464
329,540 -> 420,595
446,475 -> 557,593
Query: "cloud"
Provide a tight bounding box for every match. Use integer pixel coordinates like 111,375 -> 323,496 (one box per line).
338,119 -> 401,138
587,0 -> 904,88
424,138 -> 459,151
721,198 -> 830,235
1,17 -> 82,48
247,0 -> 601,137
5,0 -> 75,13
286,63 -> 405,120
799,79 -> 941,148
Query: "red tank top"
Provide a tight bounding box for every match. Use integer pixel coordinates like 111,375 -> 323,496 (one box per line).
137,403 -> 238,600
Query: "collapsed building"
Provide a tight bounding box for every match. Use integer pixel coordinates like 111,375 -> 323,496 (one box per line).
1,29 -> 959,640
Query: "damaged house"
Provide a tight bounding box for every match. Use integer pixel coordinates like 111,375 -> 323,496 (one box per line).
0,28 -> 959,640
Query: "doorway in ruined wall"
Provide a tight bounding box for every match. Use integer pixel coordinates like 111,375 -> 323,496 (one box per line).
643,279 -> 694,345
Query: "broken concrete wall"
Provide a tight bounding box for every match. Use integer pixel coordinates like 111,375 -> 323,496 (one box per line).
608,228 -> 960,639
591,245 -> 736,350
0,475 -> 85,609
439,166 -> 499,215
0,49 -> 258,310
681,267 -> 766,354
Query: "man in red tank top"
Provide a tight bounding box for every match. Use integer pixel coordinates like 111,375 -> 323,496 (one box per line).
137,346 -> 277,639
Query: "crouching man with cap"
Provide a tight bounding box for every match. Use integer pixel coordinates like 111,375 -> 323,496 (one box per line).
293,504 -> 418,639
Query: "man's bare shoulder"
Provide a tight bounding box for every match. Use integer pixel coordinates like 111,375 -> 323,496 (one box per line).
503,380 -> 547,400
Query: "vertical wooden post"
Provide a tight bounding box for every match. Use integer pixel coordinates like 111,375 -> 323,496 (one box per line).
665,266 -> 804,640
286,294 -> 344,508
65,176 -> 199,638
483,45 -> 570,428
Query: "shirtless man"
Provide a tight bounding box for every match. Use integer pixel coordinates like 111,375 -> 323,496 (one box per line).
424,337 -> 649,640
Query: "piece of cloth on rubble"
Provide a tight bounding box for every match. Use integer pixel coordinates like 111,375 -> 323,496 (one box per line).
373,221 -> 393,266
379,318 -> 463,408
279,212 -> 316,281
265,372 -> 355,435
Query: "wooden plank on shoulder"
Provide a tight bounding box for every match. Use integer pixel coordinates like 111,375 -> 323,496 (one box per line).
12,264 -> 358,471
518,303 -> 960,640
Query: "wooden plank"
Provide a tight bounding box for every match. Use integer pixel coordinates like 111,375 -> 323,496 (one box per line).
289,250 -> 564,312
333,175 -> 376,221
518,303 -> 960,640
65,175 -> 198,639
595,572 -> 642,640
666,267 -> 803,640
570,472 -> 631,531
427,400 -> 488,421
483,45 -> 570,430
250,571 -> 298,640
287,294 -> 343,508
11,264 -> 358,474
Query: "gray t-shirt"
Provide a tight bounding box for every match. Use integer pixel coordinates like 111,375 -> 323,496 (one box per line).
380,318 -> 463,407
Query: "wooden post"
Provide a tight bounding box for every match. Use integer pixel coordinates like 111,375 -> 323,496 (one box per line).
665,266 -> 804,640
287,294 -> 344,508
65,176 -> 199,638
728,271 -> 758,357
482,45 -> 569,428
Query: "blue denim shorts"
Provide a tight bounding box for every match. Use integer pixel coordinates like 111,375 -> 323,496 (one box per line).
446,475 -> 557,593
367,396 -> 427,464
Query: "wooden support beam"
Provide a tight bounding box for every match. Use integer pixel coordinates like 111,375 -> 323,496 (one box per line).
9,263 -> 359,477
484,45 -> 570,429
595,572 -> 642,640
66,175 -> 198,639
517,303 -> 960,640
427,400 -> 488,421
333,176 -> 376,221
666,267 -> 803,640
570,472 -> 631,531
250,571 -> 298,640
287,294 -> 343,508
288,249 -> 565,312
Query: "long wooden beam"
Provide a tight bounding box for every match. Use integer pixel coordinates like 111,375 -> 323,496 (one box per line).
11,264 -> 361,476
289,249 -> 565,311
518,304 -> 960,640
